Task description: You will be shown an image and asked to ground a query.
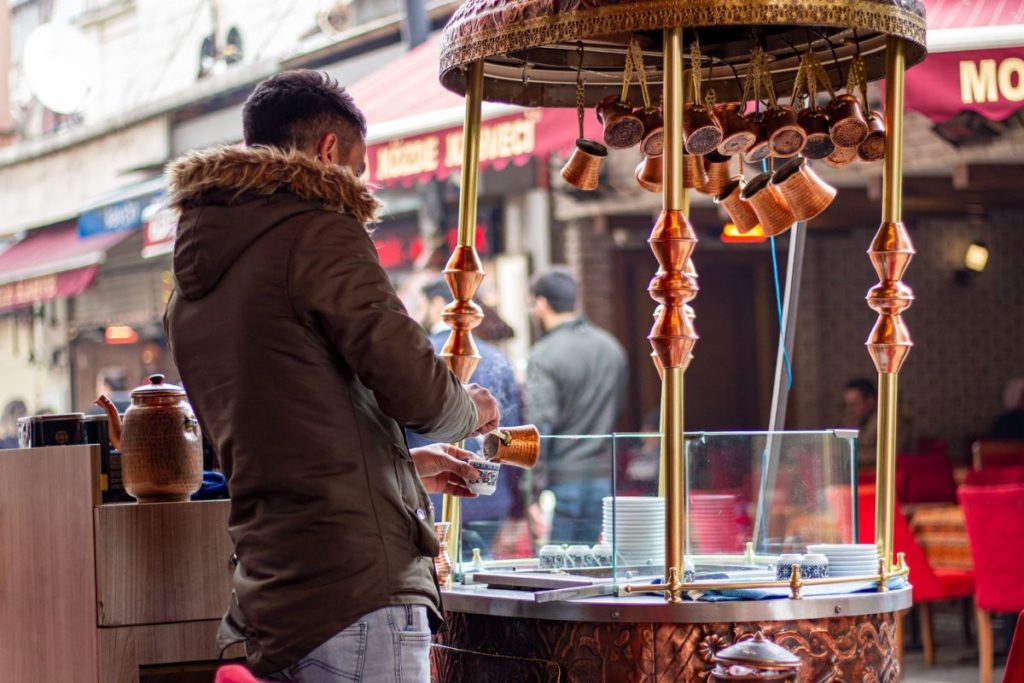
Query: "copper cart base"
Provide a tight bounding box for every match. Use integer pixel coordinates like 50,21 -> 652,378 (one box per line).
432,588 -> 911,682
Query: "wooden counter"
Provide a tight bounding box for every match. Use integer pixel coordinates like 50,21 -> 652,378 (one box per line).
0,446 -> 241,682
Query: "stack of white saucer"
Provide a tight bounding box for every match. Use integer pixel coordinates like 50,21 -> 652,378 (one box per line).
806,543 -> 880,577
602,496 -> 665,566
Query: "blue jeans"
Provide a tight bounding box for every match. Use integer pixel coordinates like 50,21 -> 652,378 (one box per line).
267,605 -> 430,683
549,479 -> 612,546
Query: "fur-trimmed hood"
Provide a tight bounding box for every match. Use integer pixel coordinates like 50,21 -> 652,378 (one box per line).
165,145 -> 382,301
166,145 -> 380,224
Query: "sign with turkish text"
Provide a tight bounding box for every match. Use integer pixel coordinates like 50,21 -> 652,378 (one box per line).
0,267 -> 98,312
906,47 -> 1024,121
366,108 -> 600,187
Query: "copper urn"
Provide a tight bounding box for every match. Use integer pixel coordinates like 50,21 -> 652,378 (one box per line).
96,374 -> 203,503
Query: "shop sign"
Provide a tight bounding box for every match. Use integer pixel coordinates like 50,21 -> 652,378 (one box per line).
906,47 -> 1024,121
142,200 -> 178,259
0,267 -> 98,312
371,111 -> 541,185
78,192 -> 162,238
0,274 -> 58,309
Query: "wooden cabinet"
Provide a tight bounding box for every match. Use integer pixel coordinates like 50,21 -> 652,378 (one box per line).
0,446 -> 240,682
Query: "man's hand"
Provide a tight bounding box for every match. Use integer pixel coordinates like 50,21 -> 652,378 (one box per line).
411,443 -> 480,497
465,383 -> 500,436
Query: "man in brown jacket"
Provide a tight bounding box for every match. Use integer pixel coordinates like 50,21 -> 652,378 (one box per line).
164,71 -> 499,682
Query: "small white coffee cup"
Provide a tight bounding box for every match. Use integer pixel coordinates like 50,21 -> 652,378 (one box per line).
467,459 -> 500,495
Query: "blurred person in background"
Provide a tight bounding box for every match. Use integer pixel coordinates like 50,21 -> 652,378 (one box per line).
991,377 -> 1024,439
524,268 -> 627,546
843,377 -> 913,470
408,277 -> 524,560
0,399 -> 28,449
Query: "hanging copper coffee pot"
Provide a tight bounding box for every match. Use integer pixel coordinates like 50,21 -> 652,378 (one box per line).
792,49 -> 836,160
716,103 -> 757,157
764,105 -> 806,158
825,142 -> 858,167
597,94 -> 644,149
562,139 -> 607,190
683,153 -> 709,189
743,112 -> 772,163
636,156 -> 663,193
799,107 -> 834,159
561,59 -> 608,191
696,150 -> 733,197
771,157 -> 836,222
96,374 -> 203,503
638,107 -> 665,158
715,178 -> 760,234
741,171 -> 796,237
828,55 -> 872,150
858,110 -> 886,162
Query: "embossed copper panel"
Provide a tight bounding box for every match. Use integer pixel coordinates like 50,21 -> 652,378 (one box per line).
434,610 -> 901,682
439,1 -> 926,106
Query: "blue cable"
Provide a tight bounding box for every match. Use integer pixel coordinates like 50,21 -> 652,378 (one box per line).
761,158 -> 793,391
770,235 -> 793,390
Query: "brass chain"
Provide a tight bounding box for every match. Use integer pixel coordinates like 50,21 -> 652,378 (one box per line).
630,40 -> 652,110
619,38 -> 637,103
575,42 -> 586,138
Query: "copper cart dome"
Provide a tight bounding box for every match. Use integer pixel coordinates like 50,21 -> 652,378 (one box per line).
439,0 -> 927,106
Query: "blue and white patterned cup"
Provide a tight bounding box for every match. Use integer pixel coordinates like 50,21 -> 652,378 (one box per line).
800,553 -> 830,579
539,544 -> 570,569
775,554 -> 804,581
467,460 -> 500,496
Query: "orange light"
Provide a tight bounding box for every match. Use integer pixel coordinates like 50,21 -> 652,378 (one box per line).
721,223 -> 767,243
104,325 -> 139,345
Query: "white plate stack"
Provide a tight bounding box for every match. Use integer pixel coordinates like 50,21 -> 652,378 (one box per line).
602,496 -> 665,566
807,544 -> 880,577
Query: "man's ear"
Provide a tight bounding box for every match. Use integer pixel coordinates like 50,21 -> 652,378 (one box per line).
316,132 -> 338,164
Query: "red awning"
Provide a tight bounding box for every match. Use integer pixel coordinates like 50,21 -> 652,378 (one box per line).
348,34 -> 602,188
905,0 -> 1024,121
0,223 -> 129,311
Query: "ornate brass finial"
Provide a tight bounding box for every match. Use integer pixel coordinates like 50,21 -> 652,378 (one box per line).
647,209 -> 699,370
866,221 -> 915,373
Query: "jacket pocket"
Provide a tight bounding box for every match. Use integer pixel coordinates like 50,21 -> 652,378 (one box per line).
394,446 -> 441,558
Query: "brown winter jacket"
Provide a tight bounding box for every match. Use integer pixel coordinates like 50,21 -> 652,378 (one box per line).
163,145 -> 477,675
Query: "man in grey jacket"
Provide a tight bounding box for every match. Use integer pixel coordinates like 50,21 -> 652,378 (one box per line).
524,268 -> 627,545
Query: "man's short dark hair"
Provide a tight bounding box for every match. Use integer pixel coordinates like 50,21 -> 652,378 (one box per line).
242,70 -> 367,152
845,378 -> 877,399
531,268 -> 577,313
422,277 -> 454,305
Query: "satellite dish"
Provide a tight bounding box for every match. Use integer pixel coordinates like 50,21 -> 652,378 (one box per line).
22,22 -> 99,114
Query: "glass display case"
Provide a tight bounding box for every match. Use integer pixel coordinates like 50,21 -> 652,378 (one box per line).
455,429 -> 858,593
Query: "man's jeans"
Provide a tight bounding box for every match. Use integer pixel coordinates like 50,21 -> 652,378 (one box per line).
549,479 -> 612,546
267,605 -> 431,683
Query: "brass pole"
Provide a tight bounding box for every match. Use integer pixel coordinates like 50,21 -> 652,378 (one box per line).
868,38 -> 912,573
648,26 -> 698,602
440,60 -> 486,584
456,61 -> 484,249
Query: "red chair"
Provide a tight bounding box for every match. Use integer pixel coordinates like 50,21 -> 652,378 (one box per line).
972,439 -> 1024,470
964,465 -> 1024,488
216,665 -> 266,683
1004,610 -> 1024,683
896,452 -> 958,504
858,487 -> 975,667
960,484 -> 1024,683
